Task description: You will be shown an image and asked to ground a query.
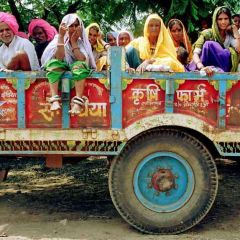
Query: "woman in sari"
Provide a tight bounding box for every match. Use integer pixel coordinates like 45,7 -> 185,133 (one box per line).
106,32 -> 118,46
86,23 -> 109,71
41,13 -> 96,114
117,30 -> 133,47
192,6 -> 240,75
167,19 -> 192,66
126,13 -> 184,72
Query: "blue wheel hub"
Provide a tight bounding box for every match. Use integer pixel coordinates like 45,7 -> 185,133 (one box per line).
134,152 -> 194,212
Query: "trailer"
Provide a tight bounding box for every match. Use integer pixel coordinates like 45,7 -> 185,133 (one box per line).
1,47 -> 240,234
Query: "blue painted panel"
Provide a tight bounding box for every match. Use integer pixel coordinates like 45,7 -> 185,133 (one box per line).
0,71 -> 42,79
0,70 -> 239,82
110,47 -> 123,129
61,72 -> 71,128
165,79 -> 174,113
122,71 -> 240,81
17,72 -> 26,128
0,71 -> 107,80
218,80 -> 227,128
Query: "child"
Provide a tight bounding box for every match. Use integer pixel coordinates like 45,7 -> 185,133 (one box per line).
177,46 -> 189,66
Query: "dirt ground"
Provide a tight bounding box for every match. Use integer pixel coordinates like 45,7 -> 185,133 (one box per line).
1,157 -> 240,240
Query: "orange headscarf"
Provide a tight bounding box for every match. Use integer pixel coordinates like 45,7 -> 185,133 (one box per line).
167,19 -> 193,60
128,14 -> 184,72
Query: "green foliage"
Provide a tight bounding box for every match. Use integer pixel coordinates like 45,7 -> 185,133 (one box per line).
1,0 -> 239,40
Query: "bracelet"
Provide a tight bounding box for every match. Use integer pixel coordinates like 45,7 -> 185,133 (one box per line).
57,43 -> 64,47
72,47 -> 79,52
196,62 -> 203,69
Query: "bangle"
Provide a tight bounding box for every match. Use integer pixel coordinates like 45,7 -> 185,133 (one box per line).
196,62 -> 203,69
57,43 -> 64,47
72,47 -> 79,52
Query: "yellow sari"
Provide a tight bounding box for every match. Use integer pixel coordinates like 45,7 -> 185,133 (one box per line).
86,23 -> 107,71
167,19 -> 193,61
128,14 -> 184,72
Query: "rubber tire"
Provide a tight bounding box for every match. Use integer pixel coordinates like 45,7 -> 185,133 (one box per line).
109,129 -> 218,234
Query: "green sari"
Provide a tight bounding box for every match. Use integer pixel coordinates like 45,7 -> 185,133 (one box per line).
193,6 -> 239,72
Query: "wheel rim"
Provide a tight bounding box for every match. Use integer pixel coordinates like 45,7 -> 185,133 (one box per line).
134,152 -> 195,212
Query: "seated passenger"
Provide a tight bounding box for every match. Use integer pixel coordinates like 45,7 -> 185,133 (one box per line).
106,32 -> 118,46
167,19 -> 193,64
126,13 -> 184,72
41,13 -> 96,114
86,23 -> 109,71
192,6 -> 240,75
117,30 -> 133,47
0,12 -> 40,71
232,14 -> 240,31
28,19 -> 58,63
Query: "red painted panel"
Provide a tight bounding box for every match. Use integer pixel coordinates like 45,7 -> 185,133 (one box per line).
122,79 -> 165,128
25,78 -> 110,128
70,78 -> 110,128
0,79 -> 17,128
174,80 -> 218,126
26,79 -> 62,128
226,81 -> 240,129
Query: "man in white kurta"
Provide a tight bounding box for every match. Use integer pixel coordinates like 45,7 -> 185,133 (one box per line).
0,11 -> 40,71
0,35 -> 40,70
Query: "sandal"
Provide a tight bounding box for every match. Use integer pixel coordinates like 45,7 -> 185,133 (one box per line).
69,96 -> 88,115
49,95 -> 61,111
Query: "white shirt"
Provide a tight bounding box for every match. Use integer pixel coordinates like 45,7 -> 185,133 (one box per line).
0,36 -> 40,70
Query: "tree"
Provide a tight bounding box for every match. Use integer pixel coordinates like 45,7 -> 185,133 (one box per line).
0,0 -> 239,40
